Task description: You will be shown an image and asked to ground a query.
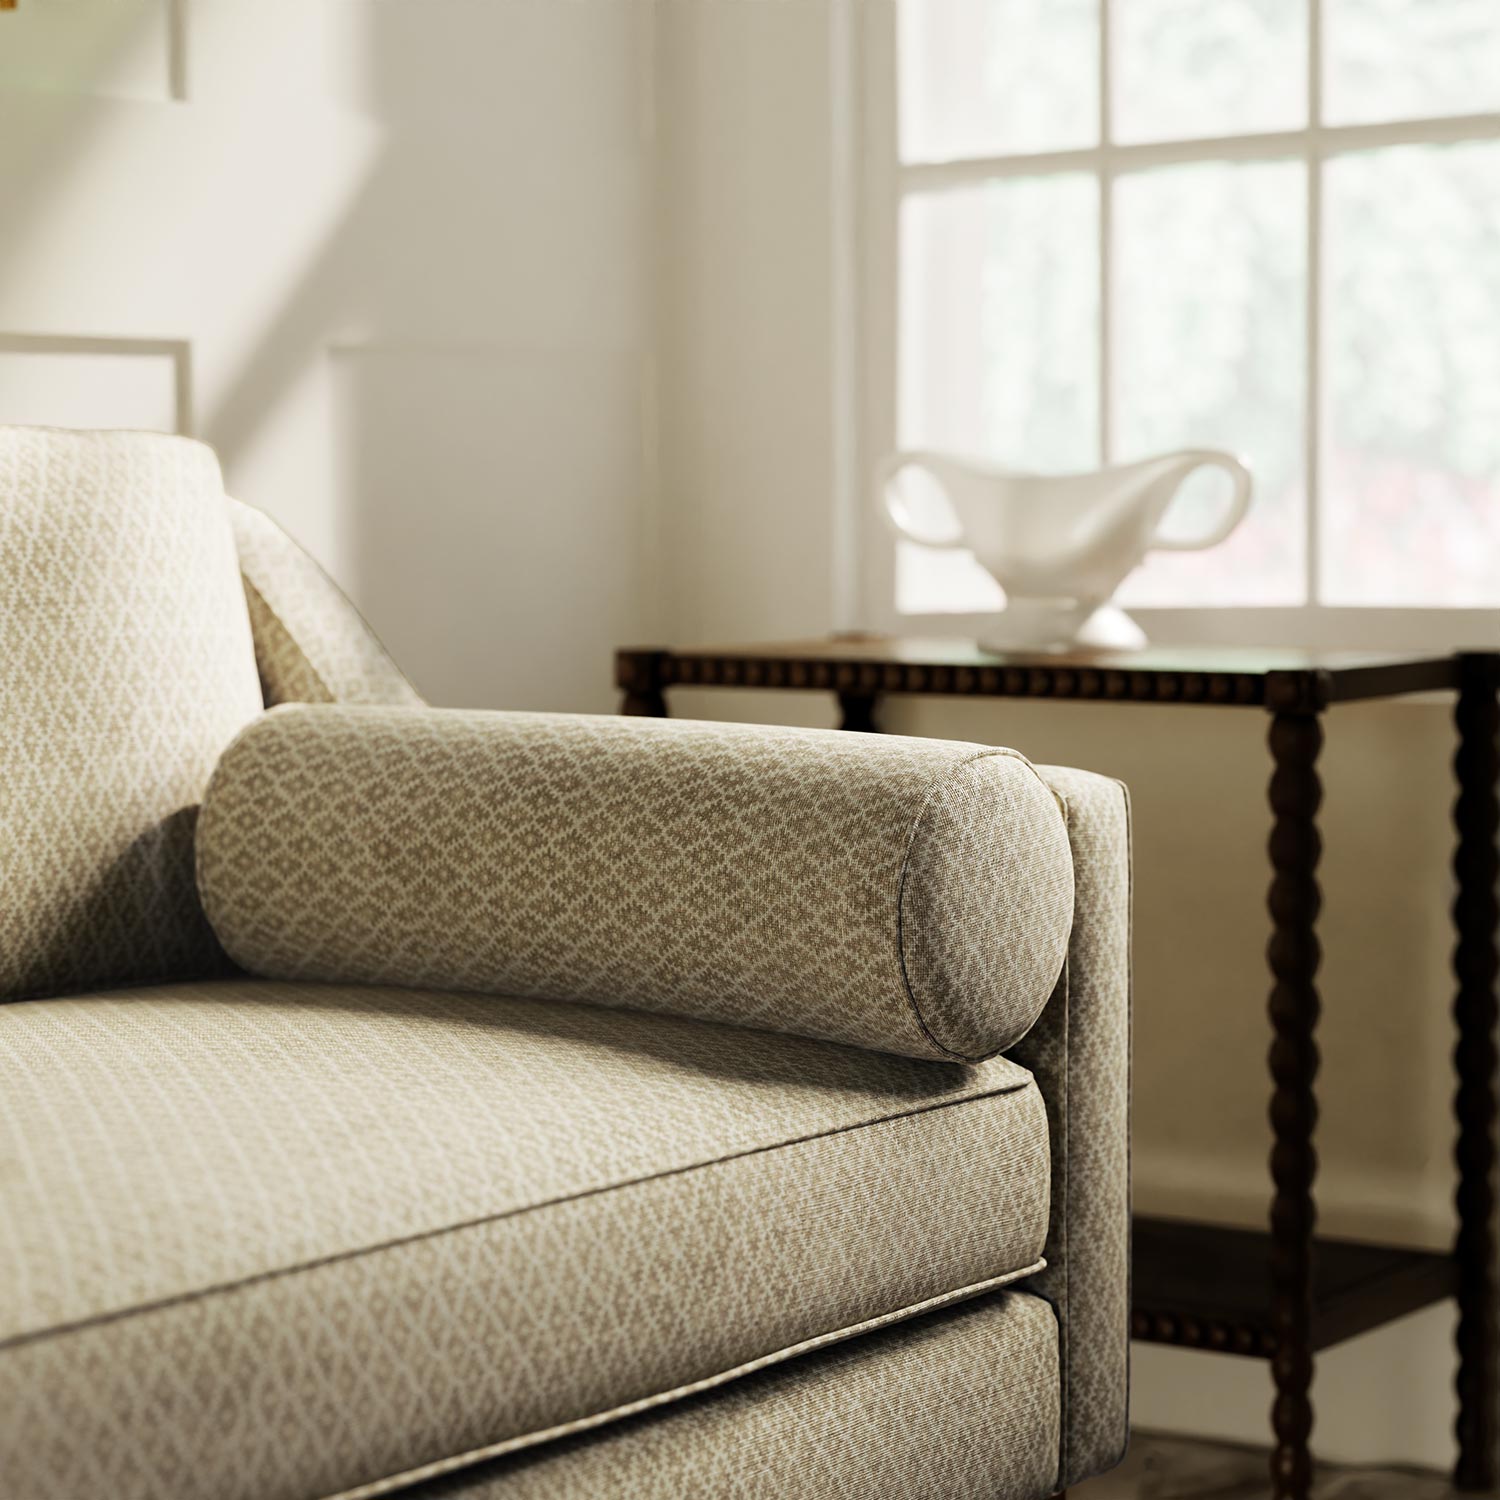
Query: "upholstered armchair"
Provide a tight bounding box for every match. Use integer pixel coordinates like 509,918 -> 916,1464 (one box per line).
0,427 -> 1130,1500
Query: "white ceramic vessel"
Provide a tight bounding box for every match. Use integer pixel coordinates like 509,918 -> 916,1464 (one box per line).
878,448 -> 1252,651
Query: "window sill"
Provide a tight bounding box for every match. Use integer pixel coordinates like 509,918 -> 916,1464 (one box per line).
883,606 -> 1500,657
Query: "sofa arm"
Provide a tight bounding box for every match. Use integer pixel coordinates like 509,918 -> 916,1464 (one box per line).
228,496 -> 422,709
196,705 -> 1074,1062
1011,766 -> 1132,1489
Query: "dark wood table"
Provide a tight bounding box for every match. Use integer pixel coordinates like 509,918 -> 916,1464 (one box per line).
615,637 -> 1500,1500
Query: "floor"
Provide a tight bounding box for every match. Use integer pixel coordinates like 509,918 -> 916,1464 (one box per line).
1072,1432 -> 1495,1498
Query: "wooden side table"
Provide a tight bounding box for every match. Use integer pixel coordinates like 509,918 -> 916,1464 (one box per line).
615,637 -> 1500,1500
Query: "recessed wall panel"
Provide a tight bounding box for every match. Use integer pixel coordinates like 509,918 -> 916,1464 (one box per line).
0,339 -> 182,434
331,343 -> 645,713
0,0 -> 177,103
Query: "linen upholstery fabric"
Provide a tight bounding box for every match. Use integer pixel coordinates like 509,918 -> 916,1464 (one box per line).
0,426 -> 262,1002
196,706 -> 1075,1061
1013,766 -> 1133,1489
408,1292 -> 1060,1500
228,495 -> 422,708
0,979 -> 1052,1500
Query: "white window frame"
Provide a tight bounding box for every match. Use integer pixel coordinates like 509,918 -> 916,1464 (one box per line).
852,0 -> 1500,652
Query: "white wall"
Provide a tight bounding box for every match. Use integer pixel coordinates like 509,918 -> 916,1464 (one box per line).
656,0 -> 845,648
0,0 -> 655,711
654,0 -> 1466,1471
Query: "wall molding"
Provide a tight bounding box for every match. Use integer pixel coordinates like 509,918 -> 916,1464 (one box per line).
0,0 -> 186,103
0,333 -> 192,434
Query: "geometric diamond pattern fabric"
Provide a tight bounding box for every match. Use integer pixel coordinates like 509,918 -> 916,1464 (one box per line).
406,1291 -> 1062,1500
227,496 -> 422,709
0,978 -> 1051,1500
0,421 -> 1128,1497
1013,766 -> 1133,1490
0,427 -> 263,1002
197,706 -> 1075,1062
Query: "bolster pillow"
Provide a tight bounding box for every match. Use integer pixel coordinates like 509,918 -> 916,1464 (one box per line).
196,706 -> 1074,1061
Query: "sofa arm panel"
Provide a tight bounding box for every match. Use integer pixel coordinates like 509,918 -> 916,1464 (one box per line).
196,706 -> 1074,1062
228,497 -> 422,709
1010,766 -> 1131,1489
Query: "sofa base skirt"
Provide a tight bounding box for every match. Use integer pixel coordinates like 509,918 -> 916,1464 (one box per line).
388,1288 -> 1062,1500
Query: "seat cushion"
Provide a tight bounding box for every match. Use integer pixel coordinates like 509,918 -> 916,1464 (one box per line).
0,427 -> 262,1001
410,1291 -> 1061,1500
0,981 -> 1052,1500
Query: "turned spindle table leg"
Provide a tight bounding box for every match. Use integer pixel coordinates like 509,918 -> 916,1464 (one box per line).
1452,652 -> 1500,1490
617,649 -> 669,718
1266,705 -> 1324,1500
836,690 -> 881,733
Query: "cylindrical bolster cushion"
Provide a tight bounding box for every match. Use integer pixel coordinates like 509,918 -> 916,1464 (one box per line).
197,706 -> 1074,1061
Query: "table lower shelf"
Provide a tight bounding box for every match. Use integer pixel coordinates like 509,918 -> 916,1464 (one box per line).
1131,1214 -> 1456,1357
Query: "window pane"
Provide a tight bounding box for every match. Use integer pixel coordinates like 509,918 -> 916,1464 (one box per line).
1113,160 -> 1307,607
898,0 -> 1098,162
898,177 -> 1099,614
1113,0 -> 1306,144
1322,144 -> 1500,606
1325,0 -> 1500,126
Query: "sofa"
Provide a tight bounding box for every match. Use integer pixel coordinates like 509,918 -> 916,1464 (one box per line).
0,426 -> 1131,1500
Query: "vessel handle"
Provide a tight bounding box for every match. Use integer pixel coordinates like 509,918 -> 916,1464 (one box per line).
1148,452 -> 1253,552
875,451 -> 968,551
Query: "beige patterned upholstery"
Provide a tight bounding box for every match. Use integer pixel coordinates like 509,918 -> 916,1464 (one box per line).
410,1292 -> 1061,1500
196,706 -> 1075,1062
0,980 -> 1052,1500
228,495 -> 422,708
0,427 -> 262,1002
0,426 -> 1130,1499
1015,766 -> 1133,1489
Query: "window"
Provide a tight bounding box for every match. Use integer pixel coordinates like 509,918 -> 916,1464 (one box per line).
864,0 -> 1500,645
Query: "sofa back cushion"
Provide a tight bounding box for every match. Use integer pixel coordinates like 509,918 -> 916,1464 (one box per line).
0,427 -> 263,1001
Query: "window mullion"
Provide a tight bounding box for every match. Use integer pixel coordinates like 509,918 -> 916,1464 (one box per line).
1099,0 -> 1114,466
898,113 -> 1500,194
1305,0 -> 1324,608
